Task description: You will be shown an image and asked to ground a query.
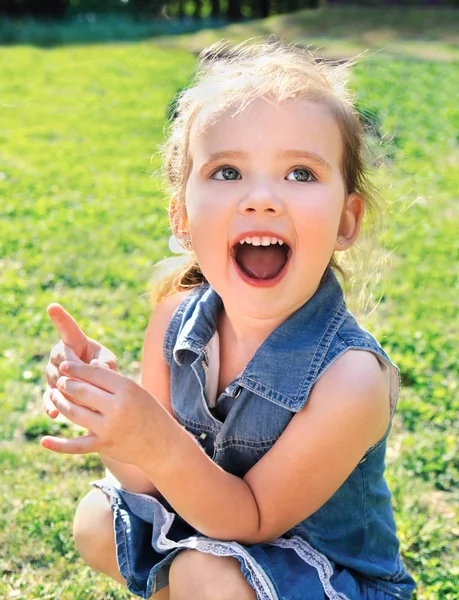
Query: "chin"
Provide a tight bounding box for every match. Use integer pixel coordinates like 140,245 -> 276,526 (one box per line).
229,292 -> 297,322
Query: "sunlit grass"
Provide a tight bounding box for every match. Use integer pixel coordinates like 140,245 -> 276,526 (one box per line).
0,36 -> 457,599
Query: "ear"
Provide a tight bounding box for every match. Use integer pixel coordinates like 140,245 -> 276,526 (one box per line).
168,196 -> 188,239
335,193 -> 365,251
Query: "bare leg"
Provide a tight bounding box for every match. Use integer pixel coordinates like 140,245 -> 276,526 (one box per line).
169,549 -> 257,600
73,488 -> 169,599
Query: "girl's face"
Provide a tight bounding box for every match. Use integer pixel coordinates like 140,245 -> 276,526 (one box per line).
184,97 -> 363,322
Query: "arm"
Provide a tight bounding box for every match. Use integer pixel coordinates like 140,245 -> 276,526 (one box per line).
139,349 -> 391,543
48,348 -> 390,543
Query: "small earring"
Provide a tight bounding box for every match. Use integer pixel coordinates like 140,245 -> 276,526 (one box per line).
337,237 -> 344,244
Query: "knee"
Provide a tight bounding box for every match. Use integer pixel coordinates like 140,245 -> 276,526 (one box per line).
73,488 -> 114,571
169,550 -> 256,600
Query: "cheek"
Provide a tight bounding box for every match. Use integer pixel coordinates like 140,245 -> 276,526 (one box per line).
292,191 -> 344,250
295,192 -> 342,226
185,177 -> 218,219
185,198 -> 225,259
185,178 -> 232,236
186,198 -> 220,245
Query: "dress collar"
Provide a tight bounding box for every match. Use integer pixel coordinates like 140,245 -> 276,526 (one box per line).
173,267 -> 347,410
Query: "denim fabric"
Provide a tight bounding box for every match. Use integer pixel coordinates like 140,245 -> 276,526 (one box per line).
94,266 -> 416,600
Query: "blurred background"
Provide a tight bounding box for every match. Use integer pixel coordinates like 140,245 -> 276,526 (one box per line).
0,1 -> 458,599
0,0 -> 458,50
1,0 -> 452,22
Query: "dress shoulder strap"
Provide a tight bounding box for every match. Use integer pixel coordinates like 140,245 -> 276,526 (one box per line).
162,285 -> 209,366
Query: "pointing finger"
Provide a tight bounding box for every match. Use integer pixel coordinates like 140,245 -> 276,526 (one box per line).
47,304 -> 87,359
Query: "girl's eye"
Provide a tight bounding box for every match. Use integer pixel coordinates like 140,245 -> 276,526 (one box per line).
210,167 -> 241,181
286,168 -> 316,183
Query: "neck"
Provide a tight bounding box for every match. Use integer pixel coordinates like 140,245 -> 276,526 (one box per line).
216,274 -> 326,356
217,303 -> 289,358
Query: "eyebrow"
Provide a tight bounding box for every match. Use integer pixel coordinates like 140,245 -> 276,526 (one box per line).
277,150 -> 332,172
201,151 -> 248,166
200,149 -> 332,172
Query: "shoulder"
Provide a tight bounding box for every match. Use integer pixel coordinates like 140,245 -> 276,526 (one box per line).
145,290 -> 193,339
330,314 -> 400,422
317,348 -> 388,392
143,289 -> 195,360
335,310 -> 393,367
141,290 -> 194,413
309,349 -> 391,447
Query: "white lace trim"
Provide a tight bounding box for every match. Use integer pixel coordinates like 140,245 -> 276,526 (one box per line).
181,540 -> 278,600
153,500 -> 278,600
95,483 -> 350,600
272,536 -> 350,600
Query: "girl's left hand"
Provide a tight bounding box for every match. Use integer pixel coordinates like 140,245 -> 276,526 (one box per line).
40,361 -> 166,467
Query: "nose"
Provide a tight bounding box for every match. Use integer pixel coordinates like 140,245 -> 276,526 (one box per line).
238,181 -> 284,216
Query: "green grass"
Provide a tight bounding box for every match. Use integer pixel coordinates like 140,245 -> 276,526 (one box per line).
1,22 -> 458,600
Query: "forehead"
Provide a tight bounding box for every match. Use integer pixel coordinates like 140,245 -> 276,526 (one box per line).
189,97 -> 343,166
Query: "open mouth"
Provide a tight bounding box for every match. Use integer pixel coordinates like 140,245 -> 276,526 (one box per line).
231,236 -> 291,283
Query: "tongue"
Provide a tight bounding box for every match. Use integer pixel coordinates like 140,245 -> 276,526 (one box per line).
236,244 -> 288,280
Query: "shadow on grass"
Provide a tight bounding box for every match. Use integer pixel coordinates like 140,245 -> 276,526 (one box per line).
0,13 -> 231,47
1,7 -> 458,49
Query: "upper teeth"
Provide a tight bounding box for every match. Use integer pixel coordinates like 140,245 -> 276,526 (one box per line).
239,236 -> 284,246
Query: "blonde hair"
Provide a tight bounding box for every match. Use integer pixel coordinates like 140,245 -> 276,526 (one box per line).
153,39 -> 387,316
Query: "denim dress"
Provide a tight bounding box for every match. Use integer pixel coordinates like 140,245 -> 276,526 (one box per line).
94,267 -> 416,600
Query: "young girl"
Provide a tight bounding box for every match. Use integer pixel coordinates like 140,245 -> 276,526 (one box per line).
42,41 -> 416,600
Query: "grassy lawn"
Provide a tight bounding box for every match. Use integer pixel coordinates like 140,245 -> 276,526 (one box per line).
1,15 -> 458,600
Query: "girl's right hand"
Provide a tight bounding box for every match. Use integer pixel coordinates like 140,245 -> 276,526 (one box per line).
43,303 -> 118,419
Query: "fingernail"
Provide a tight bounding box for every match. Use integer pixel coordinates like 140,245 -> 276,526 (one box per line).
60,362 -> 69,372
